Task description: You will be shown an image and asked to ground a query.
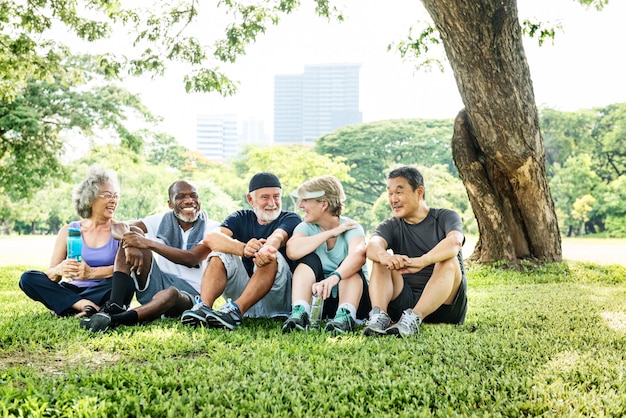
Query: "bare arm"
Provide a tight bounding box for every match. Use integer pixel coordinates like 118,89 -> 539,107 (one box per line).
314,235 -> 366,300
122,228 -> 211,268
286,220 -> 358,260
366,235 -> 411,271
45,225 -> 70,282
253,228 -> 289,267
398,230 -> 464,275
202,227 -> 246,256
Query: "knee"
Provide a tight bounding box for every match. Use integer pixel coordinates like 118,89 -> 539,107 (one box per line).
370,261 -> 391,279
19,270 -> 42,289
153,287 -> 180,307
435,257 -> 461,281
208,254 -> 226,270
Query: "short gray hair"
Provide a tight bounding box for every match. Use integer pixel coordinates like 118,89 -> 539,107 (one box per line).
72,165 -> 119,218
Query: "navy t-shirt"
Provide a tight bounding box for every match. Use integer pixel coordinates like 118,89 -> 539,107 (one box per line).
221,210 -> 302,276
373,208 -> 465,290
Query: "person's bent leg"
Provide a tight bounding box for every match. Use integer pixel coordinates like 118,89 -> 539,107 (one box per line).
199,253 -> 228,308
115,287 -> 193,326
19,270 -> 84,316
368,261 -> 403,313
363,262 -> 404,337
233,258 -> 278,314
413,257 -> 462,321
110,242 -> 152,307
283,256 -> 318,333
182,252 -> 238,328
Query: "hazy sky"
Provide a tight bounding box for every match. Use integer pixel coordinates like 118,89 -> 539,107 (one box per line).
123,0 -> 626,149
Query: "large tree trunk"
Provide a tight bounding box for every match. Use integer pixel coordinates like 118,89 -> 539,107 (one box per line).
421,0 -> 562,263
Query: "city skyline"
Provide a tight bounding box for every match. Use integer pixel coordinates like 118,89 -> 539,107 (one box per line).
124,0 -> 626,150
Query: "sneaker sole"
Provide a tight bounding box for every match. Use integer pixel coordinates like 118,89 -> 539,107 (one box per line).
282,321 -> 307,333
181,312 -> 208,327
386,327 -> 413,338
363,327 -> 388,337
324,323 -> 353,334
205,314 -> 239,330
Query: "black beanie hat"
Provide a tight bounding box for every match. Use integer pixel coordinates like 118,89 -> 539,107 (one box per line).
248,172 -> 281,193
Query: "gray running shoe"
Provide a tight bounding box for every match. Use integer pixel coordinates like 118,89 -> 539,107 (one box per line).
324,307 -> 355,334
282,305 -> 310,333
181,300 -> 215,327
205,299 -> 243,330
386,308 -> 422,338
363,306 -> 391,337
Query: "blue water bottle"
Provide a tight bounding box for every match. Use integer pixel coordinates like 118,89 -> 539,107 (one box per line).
67,227 -> 82,262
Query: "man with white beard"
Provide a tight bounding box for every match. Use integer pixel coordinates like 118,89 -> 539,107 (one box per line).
81,180 -> 220,332
181,172 -> 301,330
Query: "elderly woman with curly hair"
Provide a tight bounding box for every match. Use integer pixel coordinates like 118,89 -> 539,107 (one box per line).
19,164 -> 132,317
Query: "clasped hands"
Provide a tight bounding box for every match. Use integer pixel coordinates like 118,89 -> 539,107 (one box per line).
243,238 -> 277,267
121,230 -> 149,275
381,253 -> 423,275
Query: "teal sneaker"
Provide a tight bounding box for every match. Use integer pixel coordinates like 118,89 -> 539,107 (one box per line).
324,307 -> 355,334
282,305 -> 310,333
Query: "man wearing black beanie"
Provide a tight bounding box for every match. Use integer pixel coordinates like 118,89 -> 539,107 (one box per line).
181,172 -> 301,330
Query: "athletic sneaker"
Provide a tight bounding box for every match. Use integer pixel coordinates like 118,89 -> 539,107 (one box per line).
205,299 -> 243,330
181,300 -> 215,327
282,305 -> 310,333
386,308 -> 422,338
363,306 -> 392,337
324,307 -> 355,334
79,301 -> 126,333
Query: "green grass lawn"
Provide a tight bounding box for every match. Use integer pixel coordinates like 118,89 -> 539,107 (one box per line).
1,261 -> 625,417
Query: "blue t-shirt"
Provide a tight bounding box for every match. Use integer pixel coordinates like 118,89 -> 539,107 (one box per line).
294,216 -> 368,278
221,210 -> 302,276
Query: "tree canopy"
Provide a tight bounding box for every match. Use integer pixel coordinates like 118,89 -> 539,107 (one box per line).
1,0 -> 621,264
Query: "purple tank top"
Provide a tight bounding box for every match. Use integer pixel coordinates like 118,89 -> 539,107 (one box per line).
69,221 -> 118,288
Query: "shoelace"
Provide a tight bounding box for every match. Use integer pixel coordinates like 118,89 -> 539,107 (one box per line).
397,311 -> 420,334
369,312 -> 389,328
334,308 -> 351,323
220,299 -> 239,315
291,305 -> 306,319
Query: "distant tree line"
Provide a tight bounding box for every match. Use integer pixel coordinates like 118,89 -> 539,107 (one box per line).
2,103 -> 624,238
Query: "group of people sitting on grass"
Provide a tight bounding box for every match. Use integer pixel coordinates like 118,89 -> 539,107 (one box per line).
19,164 -> 467,338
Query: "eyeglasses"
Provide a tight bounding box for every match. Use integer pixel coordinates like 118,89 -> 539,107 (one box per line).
98,193 -> 120,201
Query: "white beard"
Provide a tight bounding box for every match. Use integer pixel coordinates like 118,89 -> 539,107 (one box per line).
253,205 -> 280,223
175,210 -> 199,224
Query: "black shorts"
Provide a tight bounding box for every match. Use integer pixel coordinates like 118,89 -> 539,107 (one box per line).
295,252 -> 371,320
388,275 -> 467,324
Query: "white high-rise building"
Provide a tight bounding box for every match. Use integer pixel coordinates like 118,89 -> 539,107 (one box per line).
196,114 -> 238,162
274,64 -> 362,145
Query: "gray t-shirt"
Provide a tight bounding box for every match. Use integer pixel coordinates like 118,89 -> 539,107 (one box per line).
373,208 -> 465,290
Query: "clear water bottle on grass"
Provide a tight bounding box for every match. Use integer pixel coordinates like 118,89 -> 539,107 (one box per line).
67,227 -> 82,262
309,293 -> 324,330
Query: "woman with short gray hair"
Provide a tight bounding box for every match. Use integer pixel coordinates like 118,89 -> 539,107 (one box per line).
19,164 -> 131,317
282,175 -> 371,333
